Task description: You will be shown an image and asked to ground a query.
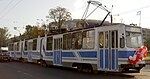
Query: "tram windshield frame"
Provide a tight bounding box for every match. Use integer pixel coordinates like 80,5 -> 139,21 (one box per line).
125,26 -> 142,48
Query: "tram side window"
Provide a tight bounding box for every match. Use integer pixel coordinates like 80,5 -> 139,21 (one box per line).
16,42 -> 19,51
25,41 -> 27,51
8,44 -> 10,51
72,31 -> 82,49
63,34 -> 67,50
63,33 -> 72,50
47,37 -> 53,50
28,42 -> 33,50
8,44 -> 13,51
120,34 -> 125,48
111,31 -> 118,48
60,38 -> 62,49
116,31 -> 118,48
105,31 -> 108,48
33,39 -> 37,50
82,30 -> 95,49
112,31 -> 115,48
99,32 -> 104,48
14,43 -> 17,51
21,42 -> 23,52
54,39 -> 57,50
11,44 -> 14,51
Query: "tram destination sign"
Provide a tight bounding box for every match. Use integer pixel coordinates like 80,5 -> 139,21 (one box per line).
126,26 -> 141,32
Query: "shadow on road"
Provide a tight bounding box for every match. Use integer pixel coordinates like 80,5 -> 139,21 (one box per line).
3,61 -> 136,79
49,65 -> 135,79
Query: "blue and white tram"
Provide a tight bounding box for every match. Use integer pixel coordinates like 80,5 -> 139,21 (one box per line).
22,37 -> 43,63
8,23 -> 145,73
43,24 -> 145,72
9,41 -> 21,60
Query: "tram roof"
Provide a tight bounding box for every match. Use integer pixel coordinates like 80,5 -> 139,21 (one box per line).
8,23 -> 141,42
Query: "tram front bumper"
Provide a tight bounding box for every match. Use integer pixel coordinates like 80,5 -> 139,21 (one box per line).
120,64 -> 146,72
121,64 -> 145,68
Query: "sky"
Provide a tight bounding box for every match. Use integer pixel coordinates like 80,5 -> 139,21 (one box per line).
0,0 -> 150,37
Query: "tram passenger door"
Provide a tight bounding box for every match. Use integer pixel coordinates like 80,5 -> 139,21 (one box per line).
20,41 -> 24,58
13,43 -> 17,60
53,37 -> 62,65
99,30 -> 118,71
27,41 -> 33,62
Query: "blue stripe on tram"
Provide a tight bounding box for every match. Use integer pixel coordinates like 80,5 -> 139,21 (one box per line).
118,51 -> 135,58
32,52 -> 40,56
112,49 -> 115,70
105,49 -> 109,69
100,49 -> 103,69
62,52 -> 75,57
23,52 -> 28,55
79,51 -> 97,58
116,49 -> 118,70
45,52 -> 53,56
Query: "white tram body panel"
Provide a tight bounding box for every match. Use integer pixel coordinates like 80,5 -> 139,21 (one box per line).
13,42 -> 21,60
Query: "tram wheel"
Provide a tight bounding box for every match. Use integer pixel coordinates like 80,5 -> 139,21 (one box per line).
21,58 -> 25,63
83,65 -> 92,73
136,67 -> 141,73
77,64 -> 82,72
84,68 -> 89,73
41,60 -> 47,67
88,66 -> 92,73
93,70 -> 98,74
124,68 -> 129,72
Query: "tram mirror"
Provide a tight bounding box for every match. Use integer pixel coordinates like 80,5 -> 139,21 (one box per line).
120,33 -> 124,38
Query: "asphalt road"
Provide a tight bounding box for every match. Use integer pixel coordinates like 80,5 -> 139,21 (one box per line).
0,62 -> 149,79
124,64 -> 150,79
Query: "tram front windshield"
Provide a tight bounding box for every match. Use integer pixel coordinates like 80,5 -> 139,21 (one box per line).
126,27 -> 142,48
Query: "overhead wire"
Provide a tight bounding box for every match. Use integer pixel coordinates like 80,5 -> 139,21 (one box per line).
0,0 -> 23,19
0,0 -> 14,14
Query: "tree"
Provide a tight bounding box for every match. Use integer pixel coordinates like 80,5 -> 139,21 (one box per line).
144,38 -> 150,51
23,25 -> 45,39
0,27 -> 10,47
47,6 -> 72,32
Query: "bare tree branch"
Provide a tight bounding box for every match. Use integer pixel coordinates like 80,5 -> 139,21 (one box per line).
47,6 -> 72,31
